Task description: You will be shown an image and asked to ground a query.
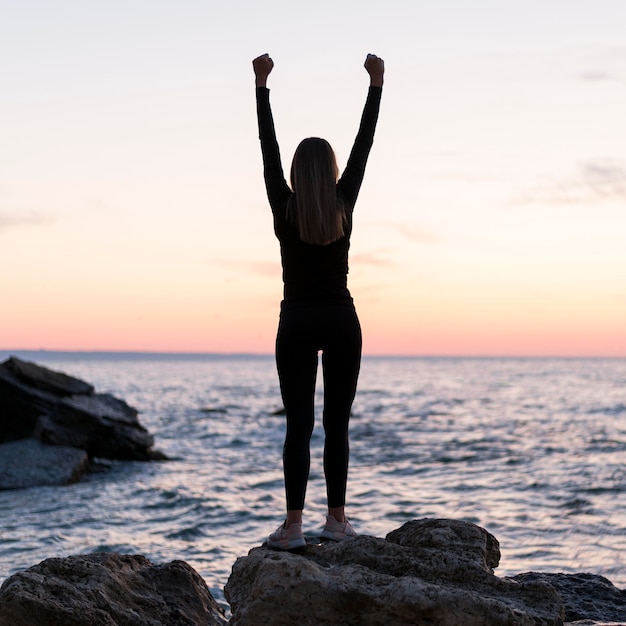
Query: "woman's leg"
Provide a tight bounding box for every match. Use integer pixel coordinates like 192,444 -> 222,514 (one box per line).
321,304 -> 362,510
275,306 -> 319,516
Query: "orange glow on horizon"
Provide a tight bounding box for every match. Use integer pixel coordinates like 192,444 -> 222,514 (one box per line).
3,301 -> 625,357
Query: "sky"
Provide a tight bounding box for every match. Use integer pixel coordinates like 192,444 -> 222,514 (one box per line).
1,0 -> 625,356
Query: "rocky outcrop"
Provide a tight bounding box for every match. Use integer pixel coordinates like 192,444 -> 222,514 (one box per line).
0,520 -> 624,625
225,518 -> 566,625
0,553 -> 228,626
565,622 -> 626,626
0,356 -> 93,442
35,392 -> 157,460
0,438 -> 89,489
0,356 -> 167,489
0,357 -> 165,472
512,572 -> 626,625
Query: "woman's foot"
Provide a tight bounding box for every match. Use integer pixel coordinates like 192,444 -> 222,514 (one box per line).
267,521 -> 306,550
320,515 -> 358,541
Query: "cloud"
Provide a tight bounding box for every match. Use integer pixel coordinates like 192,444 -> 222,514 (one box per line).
584,161 -> 626,198
388,223 -> 442,244
516,160 -> 626,206
363,221 -> 442,245
350,250 -> 395,267
212,259 -> 281,277
0,211 -> 54,233
579,71 -> 614,82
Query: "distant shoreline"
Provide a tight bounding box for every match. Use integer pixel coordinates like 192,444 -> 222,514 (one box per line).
1,350 -> 624,361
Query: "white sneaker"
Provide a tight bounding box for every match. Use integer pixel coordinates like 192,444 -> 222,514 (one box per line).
320,515 -> 358,541
266,522 -> 306,550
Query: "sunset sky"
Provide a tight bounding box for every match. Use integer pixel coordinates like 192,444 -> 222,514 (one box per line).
1,1 -> 625,356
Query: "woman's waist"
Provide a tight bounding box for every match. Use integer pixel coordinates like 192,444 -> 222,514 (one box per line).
281,287 -> 353,307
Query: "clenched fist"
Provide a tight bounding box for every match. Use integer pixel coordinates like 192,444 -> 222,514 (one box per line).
253,53 -> 274,87
364,53 -> 384,87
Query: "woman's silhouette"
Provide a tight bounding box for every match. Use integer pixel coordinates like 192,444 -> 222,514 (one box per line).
253,52 -> 384,549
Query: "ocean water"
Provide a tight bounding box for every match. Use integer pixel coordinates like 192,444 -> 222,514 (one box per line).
1,352 -> 625,611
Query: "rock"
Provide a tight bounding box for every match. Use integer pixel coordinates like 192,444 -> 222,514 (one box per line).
36,393 -> 155,460
512,573 -> 626,624
225,518 -> 565,625
0,361 -> 62,442
0,553 -> 228,626
0,356 -> 164,462
1,356 -> 95,396
0,438 -> 89,489
563,619 -> 626,626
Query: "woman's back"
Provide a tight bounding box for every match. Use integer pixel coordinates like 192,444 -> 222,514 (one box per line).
255,82 -> 382,301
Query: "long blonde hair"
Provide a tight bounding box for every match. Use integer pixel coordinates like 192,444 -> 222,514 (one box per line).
287,137 -> 346,245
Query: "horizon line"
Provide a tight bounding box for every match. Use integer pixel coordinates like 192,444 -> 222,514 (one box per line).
1,349 -> 624,360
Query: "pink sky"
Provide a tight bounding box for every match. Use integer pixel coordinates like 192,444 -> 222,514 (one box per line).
2,2 -> 625,357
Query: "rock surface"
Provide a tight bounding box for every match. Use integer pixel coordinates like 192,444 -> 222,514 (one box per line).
512,573 -> 626,625
0,357 -> 165,478
0,553 -> 228,626
0,438 -> 89,489
565,622 -> 626,626
1,519 -> 624,625
36,393 -> 156,460
225,518 -> 565,625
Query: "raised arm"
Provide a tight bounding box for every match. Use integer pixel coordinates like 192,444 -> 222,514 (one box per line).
337,54 -> 384,210
253,54 -> 291,212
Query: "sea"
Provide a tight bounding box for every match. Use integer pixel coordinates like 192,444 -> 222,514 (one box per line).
1,351 -> 625,612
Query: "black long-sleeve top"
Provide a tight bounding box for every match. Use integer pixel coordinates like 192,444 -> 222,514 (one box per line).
256,86 -> 382,303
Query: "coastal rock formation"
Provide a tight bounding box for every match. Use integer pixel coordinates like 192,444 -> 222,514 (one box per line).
0,438 -> 89,489
225,518 -> 565,625
0,553 -> 227,626
512,572 -> 626,625
0,519 -> 624,625
0,357 -> 165,481
0,356 -> 94,441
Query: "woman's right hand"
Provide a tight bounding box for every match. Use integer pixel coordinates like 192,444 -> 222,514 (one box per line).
364,53 -> 384,87
253,53 -> 274,87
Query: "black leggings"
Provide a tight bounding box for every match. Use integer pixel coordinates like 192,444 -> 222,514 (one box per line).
275,300 -> 362,511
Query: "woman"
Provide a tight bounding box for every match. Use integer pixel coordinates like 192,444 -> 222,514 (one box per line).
253,52 -> 384,549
